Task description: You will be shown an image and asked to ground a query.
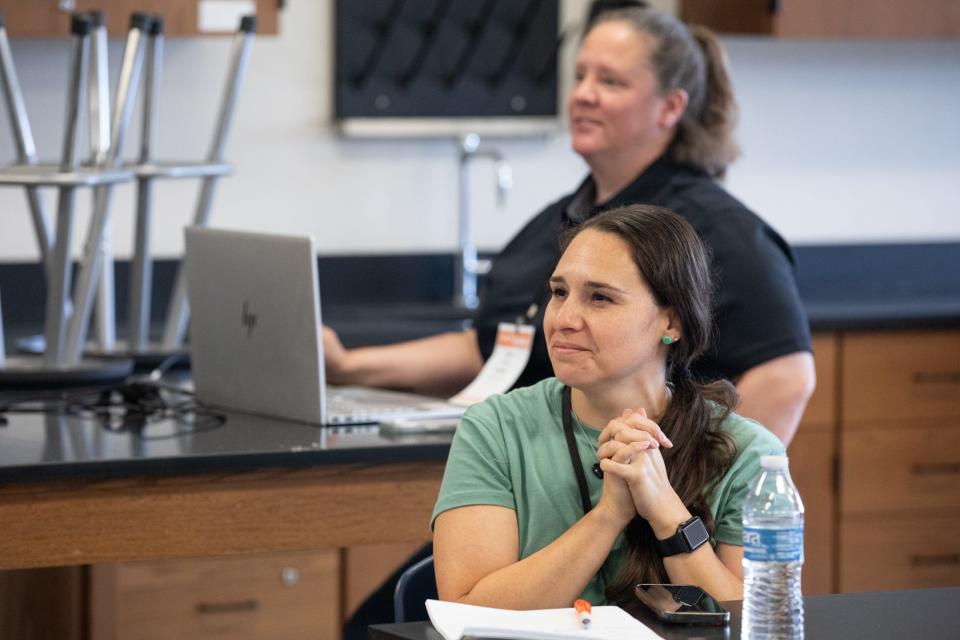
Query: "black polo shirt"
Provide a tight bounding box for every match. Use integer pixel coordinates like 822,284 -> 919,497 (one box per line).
474,154 -> 812,388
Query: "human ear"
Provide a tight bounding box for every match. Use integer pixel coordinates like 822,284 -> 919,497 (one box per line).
663,307 -> 682,342
658,88 -> 688,130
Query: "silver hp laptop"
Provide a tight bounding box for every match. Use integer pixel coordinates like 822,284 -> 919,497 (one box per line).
183,226 -> 466,426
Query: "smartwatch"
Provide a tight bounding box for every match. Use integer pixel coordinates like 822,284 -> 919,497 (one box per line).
655,516 -> 710,557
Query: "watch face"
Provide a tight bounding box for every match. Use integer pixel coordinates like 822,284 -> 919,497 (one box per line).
682,518 -> 710,551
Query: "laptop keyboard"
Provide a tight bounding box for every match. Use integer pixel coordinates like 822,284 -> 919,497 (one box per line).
326,386 -> 464,425
327,395 -> 422,424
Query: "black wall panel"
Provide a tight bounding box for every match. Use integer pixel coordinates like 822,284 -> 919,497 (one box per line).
334,0 -> 559,121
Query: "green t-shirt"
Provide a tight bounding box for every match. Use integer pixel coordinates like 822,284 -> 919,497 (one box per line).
431,377 -> 785,604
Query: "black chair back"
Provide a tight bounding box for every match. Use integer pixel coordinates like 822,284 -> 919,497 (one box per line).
393,555 -> 437,623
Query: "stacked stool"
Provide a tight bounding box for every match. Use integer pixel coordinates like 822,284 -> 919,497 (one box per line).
0,10 -> 256,387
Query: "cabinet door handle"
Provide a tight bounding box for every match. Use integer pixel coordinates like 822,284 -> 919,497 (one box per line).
911,370 -> 960,385
910,554 -> 960,567
910,462 -> 960,476
195,599 -> 259,615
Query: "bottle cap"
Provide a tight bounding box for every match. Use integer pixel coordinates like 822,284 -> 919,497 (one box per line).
760,455 -> 788,470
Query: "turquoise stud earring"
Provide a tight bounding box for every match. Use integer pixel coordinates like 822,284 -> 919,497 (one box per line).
662,335 -> 675,345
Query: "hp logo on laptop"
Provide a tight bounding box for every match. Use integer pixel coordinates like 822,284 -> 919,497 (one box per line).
241,301 -> 258,338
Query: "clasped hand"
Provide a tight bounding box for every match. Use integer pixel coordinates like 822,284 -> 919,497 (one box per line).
595,409 -> 688,531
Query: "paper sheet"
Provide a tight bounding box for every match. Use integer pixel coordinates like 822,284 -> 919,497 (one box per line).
449,323 -> 535,406
426,599 -> 663,640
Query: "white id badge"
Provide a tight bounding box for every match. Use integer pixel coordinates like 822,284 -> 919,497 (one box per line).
449,323 -> 535,407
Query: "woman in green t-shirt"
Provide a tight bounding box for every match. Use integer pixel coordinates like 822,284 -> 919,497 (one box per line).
433,204 -> 784,607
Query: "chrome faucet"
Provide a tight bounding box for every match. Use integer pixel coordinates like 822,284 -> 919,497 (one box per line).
456,133 -> 512,309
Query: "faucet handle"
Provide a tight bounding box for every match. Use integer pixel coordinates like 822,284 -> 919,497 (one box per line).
496,160 -> 512,207
461,132 -> 481,154
476,258 -> 493,275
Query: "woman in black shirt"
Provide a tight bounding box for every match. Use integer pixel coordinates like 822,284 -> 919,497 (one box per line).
325,6 -> 814,443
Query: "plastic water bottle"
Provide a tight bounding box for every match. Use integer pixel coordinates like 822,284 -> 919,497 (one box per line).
742,455 -> 805,639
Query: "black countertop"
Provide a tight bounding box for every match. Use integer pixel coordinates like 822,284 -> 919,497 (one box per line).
804,294 -> 960,331
795,242 -> 960,330
3,243 -> 959,351
369,587 -> 960,640
0,389 -> 453,483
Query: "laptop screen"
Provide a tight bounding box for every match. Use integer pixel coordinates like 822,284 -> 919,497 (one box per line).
184,226 -> 328,424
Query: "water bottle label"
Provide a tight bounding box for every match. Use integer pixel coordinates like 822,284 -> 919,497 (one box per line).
743,527 -> 804,562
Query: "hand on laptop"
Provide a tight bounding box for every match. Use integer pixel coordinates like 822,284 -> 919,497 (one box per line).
323,326 -> 349,384
321,324 -> 484,397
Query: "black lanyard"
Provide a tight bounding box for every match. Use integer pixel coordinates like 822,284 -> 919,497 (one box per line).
562,385 -> 612,591
562,385 -> 596,516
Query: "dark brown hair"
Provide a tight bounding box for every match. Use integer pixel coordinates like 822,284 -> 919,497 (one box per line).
587,7 -> 740,178
559,204 -> 738,603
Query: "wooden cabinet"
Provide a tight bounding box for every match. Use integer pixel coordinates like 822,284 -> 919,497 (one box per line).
799,333 -> 838,427
840,426 -> 960,514
839,514 -> 960,592
86,543 -> 435,639
0,0 -> 279,37
788,428 -> 835,595
787,329 -> 960,595
90,550 -> 340,640
680,0 -> 960,38
837,329 -> 960,592
788,332 -> 836,595
841,330 -> 960,426
0,567 -> 85,640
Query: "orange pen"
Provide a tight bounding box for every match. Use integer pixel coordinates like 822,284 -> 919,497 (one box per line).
574,599 -> 592,628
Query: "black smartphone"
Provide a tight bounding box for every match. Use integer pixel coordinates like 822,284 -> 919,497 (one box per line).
634,584 -> 730,625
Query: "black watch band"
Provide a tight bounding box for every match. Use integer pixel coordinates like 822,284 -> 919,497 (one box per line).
655,516 -> 710,557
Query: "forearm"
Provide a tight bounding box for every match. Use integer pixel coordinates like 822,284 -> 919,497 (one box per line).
647,503 -> 743,601
735,352 -> 816,446
661,545 -> 743,601
735,393 -> 802,445
334,330 -> 484,396
452,508 -> 625,609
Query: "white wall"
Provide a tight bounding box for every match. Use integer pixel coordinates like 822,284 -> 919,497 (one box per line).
1,0 -> 959,263
724,37 -> 960,244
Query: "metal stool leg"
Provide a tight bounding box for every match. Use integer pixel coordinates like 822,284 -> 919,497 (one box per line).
64,14 -> 151,365
0,289 -> 6,366
0,17 -> 55,282
87,11 -> 116,352
43,16 -> 91,366
93,197 -> 117,350
162,16 -> 256,350
128,17 -> 164,352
